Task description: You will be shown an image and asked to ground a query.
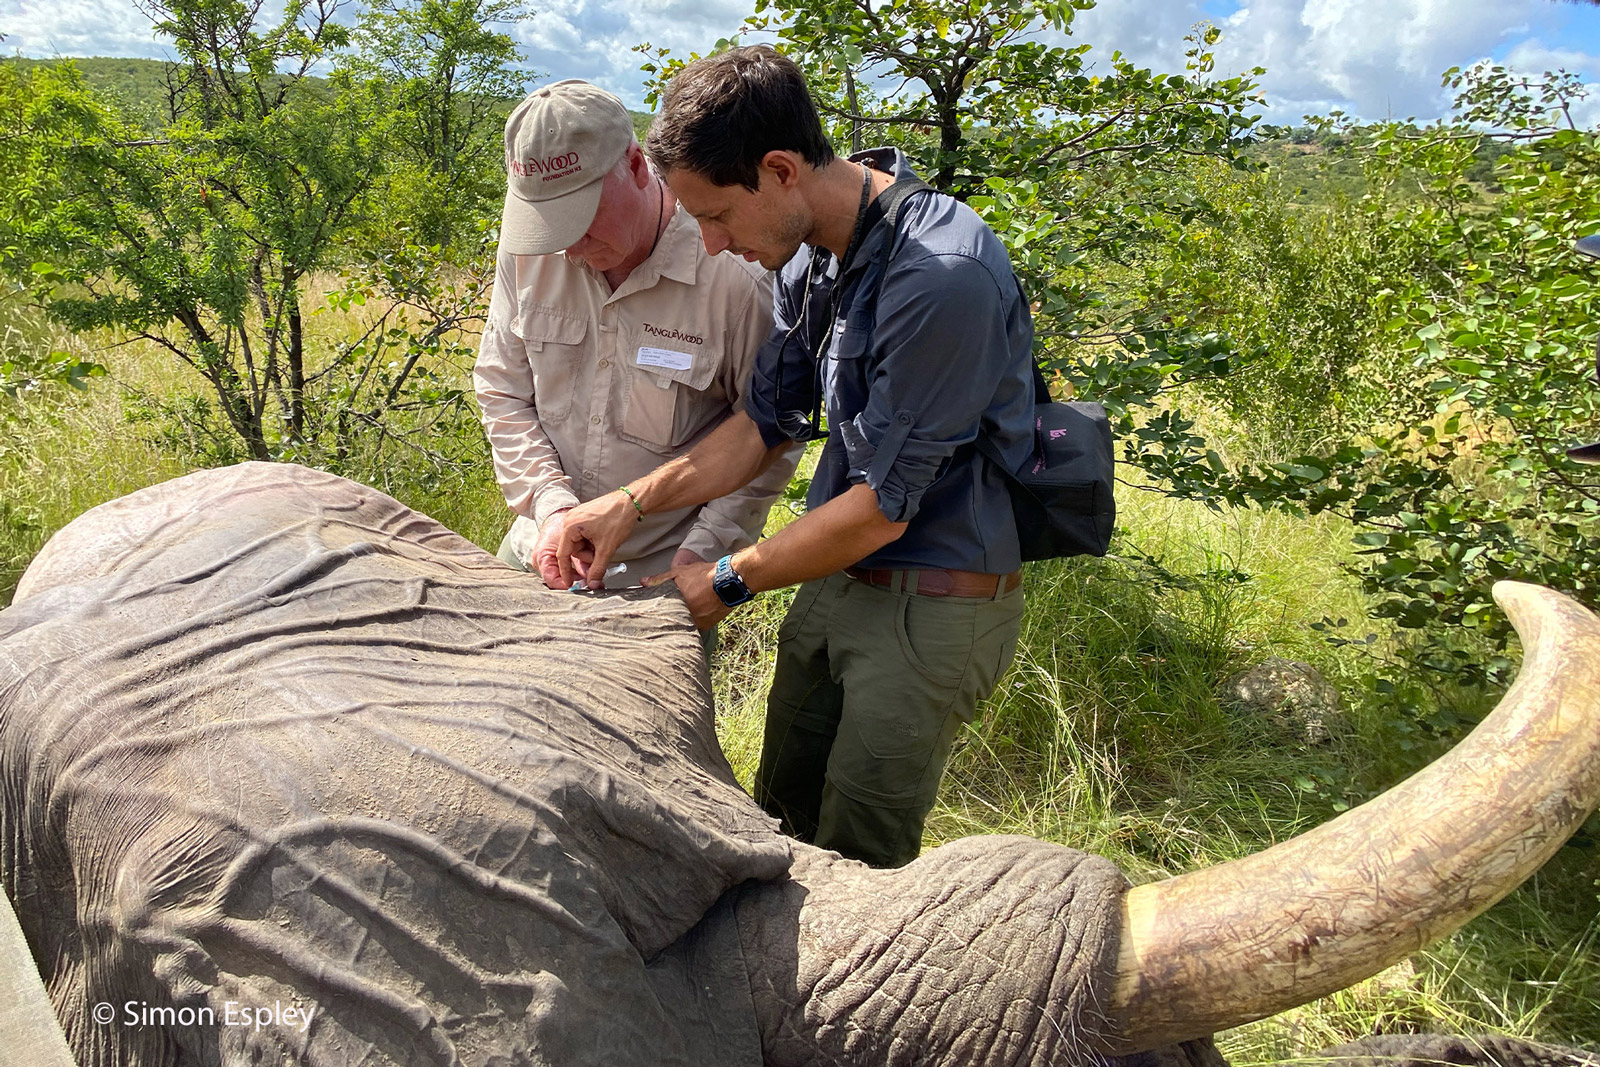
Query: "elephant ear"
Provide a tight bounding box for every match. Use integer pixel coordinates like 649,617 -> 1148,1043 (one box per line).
1,463 -> 791,1067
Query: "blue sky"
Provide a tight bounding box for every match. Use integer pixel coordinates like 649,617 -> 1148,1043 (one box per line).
4,0 -> 1600,125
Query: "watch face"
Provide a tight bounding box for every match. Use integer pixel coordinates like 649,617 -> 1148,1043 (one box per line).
713,558 -> 752,606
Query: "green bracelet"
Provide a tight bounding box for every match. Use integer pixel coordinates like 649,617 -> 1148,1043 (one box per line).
619,485 -> 645,522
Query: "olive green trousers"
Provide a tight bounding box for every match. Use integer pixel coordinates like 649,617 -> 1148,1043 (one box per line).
755,570 -> 1022,868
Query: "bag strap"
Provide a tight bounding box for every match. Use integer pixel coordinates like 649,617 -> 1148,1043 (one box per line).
847,175 -> 934,321
851,173 -> 1048,481
878,176 -> 934,233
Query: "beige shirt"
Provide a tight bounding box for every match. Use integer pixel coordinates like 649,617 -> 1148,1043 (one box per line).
474,202 -> 797,582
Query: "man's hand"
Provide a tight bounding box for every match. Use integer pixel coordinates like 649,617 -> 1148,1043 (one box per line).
670,548 -> 708,569
533,509 -> 578,589
557,491 -> 639,589
644,561 -> 732,630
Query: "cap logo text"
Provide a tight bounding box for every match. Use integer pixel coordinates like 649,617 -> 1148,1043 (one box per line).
510,152 -> 583,181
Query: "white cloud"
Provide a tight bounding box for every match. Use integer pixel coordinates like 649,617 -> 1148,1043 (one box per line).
514,0 -> 754,107
3,0 -> 1596,123
1070,0 -> 1587,124
2,0 -> 164,59
1504,37 -> 1600,76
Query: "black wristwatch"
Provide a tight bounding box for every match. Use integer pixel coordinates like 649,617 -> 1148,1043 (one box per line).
712,554 -> 755,607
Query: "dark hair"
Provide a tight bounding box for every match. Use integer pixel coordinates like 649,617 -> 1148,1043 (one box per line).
646,45 -> 835,192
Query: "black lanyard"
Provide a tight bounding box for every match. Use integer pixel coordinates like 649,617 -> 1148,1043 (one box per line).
776,165 -> 882,442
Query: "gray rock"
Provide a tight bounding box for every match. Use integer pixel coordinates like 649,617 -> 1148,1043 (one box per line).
1223,657 -> 1343,743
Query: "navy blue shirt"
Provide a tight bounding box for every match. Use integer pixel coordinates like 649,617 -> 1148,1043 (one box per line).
745,148 -> 1036,574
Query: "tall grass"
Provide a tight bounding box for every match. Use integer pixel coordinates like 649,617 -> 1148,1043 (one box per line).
1,318 -> 192,604
0,285 -> 510,607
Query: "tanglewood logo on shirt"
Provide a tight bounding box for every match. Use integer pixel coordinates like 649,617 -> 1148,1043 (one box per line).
642,323 -> 705,346
510,152 -> 582,183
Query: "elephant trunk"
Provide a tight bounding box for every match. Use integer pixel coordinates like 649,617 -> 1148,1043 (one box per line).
733,837 -> 1133,1067
1104,581 -> 1600,1052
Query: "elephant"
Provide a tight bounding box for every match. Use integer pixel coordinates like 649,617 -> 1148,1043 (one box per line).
1,461 -> 1598,1067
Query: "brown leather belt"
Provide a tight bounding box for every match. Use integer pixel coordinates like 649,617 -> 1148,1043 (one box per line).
843,566 -> 1022,599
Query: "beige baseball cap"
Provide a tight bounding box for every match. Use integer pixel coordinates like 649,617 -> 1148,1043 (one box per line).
500,80 -> 634,256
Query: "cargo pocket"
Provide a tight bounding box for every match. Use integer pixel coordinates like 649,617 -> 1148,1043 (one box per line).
619,344 -> 720,454
513,307 -> 589,422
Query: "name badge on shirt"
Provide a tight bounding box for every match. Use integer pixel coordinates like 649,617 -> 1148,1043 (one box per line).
636,346 -> 694,372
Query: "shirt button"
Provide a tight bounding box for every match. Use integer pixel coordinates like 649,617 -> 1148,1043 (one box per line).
591,416 -> 601,425
582,470 -> 595,480
598,359 -> 609,368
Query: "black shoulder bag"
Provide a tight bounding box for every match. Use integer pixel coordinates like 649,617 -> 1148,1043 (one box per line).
869,178 -> 1117,561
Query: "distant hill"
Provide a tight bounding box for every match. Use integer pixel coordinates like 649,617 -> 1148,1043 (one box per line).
6,55 -> 657,137
8,56 -> 191,128
9,55 -> 177,95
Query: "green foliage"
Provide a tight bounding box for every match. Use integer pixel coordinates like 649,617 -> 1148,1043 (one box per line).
1139,159 -> 1431,454
308,236 -> 497,478
1212,67 -> 1597,686
1024,61 -> 1600,694
0,319 -> 105,401
2,57 -> 199,132
343,0 -> 534,254
1345,90 -> 1600,678
0,345 -> 104,399
0,0 -> 518,468
1,4 -> 384,459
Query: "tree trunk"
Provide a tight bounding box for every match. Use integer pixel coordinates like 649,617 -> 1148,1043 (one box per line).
844,68 -> 862,155
935,100 -> 961,193
287,286 -> 305,443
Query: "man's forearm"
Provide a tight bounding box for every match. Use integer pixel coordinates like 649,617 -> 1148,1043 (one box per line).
677,437 -> 805,563
730,483 -> 907,594
559,411 -> 786,588
643,482 -> 909,630
630,411 -> 781,515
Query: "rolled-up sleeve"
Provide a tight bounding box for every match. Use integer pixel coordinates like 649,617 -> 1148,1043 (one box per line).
841,251 -> 1013,524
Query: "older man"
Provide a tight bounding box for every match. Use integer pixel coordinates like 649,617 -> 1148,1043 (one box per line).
475,79 -> 797,588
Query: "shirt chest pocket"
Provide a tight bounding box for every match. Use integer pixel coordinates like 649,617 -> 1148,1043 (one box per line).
513,307 -> 589,422
619,345 -> 723,454
823,320 -> 874,419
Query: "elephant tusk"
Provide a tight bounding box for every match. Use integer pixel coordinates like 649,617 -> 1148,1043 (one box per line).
1102,581 -> 1600,1053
